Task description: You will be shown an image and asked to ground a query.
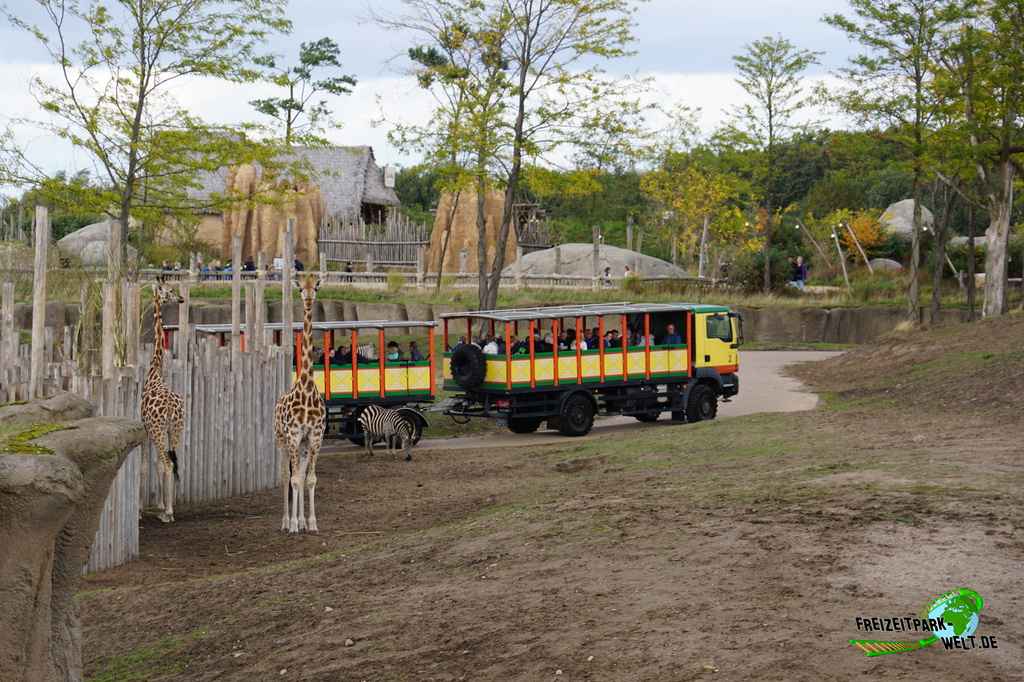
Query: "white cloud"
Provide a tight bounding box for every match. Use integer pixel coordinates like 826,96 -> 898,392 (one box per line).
1,62 -> 847,197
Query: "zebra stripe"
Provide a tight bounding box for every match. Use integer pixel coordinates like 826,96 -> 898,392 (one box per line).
357,405 -> 415,460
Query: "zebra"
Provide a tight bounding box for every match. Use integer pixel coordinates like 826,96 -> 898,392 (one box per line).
357,405 -> 416,461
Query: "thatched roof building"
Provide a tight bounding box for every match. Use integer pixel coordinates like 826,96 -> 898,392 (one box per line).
187,145 -> 400,263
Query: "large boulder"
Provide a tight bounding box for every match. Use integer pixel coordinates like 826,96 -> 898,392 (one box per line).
869,258 -> 903,273
56,221 -> 138,267
504,243 -> 688,279
0,393 -> 145,682
879,200 -> 934,237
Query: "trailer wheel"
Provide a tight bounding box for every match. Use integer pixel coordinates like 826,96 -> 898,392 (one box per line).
686,384 -> 718,423
559,393 -> 595,437
508,417 -> 543,434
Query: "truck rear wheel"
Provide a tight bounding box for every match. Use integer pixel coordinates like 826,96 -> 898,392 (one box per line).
686,384 -> 718,422
508,417 -> 543,434
559,393 -> 594,437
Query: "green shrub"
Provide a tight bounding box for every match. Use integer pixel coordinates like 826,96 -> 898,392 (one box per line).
386,270 -> 405,293
620,274 -> 645,295
729,248 -> 791,292
849,270 -> 903,302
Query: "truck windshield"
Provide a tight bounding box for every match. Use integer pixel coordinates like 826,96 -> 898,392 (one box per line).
706,314 -> 733,342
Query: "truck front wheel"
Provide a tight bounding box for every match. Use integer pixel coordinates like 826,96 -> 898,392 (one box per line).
559,393 -> 595,437
686,384 -> 718,422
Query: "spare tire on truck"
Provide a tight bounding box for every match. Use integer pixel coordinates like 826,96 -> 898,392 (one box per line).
450,343 -> 487,389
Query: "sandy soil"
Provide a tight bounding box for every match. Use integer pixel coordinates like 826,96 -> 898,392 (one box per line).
78,338 -> 1024,681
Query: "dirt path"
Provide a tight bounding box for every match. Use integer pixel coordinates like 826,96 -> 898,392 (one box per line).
361,350 -> 843,452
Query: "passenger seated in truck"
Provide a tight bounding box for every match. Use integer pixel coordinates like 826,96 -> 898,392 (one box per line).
482,337 -> 500,354
662,323 -> 682,346
386,341 -> 403,361
408,341 -> 424,362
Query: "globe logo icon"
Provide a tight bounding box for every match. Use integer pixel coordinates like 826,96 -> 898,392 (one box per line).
927,588 -> 983,640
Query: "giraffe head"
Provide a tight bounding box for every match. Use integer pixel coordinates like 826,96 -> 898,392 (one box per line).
295,273 -> 321,306
152,277 -> 185,306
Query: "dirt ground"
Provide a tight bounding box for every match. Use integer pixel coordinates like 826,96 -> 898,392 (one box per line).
80,318 -> 1024,681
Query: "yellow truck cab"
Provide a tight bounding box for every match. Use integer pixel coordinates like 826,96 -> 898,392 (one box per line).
441,303 -> 741,436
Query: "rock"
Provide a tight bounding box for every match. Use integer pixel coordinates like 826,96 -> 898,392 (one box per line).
324,606 -> 334,613
344,638 -> 355,647
0,393 -> 145,682
503,243 -> 687,279
879,199 -> 934,237
869,258 -> 903,273
56,220 -> 138,267
426,190 -> 515,274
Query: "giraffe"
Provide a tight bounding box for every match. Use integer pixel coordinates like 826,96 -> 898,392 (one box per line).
274,273 -> 326,533
141,278 -> 186,523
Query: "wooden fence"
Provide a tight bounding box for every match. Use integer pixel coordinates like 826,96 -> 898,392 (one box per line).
318,213 -> 429,266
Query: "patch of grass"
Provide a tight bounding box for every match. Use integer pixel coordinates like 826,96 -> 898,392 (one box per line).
87,628 -> 209,682
0,422 -> 72,455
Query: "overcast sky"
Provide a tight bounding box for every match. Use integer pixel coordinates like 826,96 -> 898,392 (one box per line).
0,0 -> 858,191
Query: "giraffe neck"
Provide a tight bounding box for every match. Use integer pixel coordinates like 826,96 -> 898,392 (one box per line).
297,296 -> 314,386
148,302 -> 164,384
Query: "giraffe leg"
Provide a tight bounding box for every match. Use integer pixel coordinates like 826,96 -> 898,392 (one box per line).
306,431 -> 322,533
296,446 -> 309,532
155,446 -> 173,524
164,423 -> 182,522
288,435 -> 302,533
277,435 -> 290,532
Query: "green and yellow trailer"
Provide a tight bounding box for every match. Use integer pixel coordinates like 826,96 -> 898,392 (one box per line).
193,319 -> 437,443
440,303 -> 742,436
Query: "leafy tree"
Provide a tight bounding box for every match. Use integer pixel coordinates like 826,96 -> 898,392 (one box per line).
2,0 -> 291,274
250,37 -> 357,146
934,0 -> 1024,316
5,171 -> 104,240
825,1 -> 959,320
384,0 -> 643,309
728,34 -> 822,292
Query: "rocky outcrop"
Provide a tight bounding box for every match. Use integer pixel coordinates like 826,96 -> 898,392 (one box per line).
504,243 -> 687,278
55,221 -> 138,267
869,258 -> 903,273
0,393 -> 145,682
426,190 -> 517,274
879,199 -> 934,237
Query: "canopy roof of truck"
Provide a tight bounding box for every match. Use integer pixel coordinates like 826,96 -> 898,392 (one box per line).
193,320 -> 435,334
440,302 -> 731,323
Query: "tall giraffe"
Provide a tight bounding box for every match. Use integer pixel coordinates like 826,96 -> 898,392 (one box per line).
141,278 -> 186,523
274,273 -> 326,533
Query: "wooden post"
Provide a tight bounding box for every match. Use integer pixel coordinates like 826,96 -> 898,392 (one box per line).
101,282 -> 116,380
231,234 -> 242,364
366,249 -> 375,274
553,245 -> 561,276
1,281 -> 14,374
253,265 -> 266,354
29,206 -> 49,398
515,245 -> 524,289
244,282 -> 255,351
416,244 -> 425,289
832,228 -> 851,292
626,214 -> 634,252
178,283 -> 191,363
123,281 -> 141,366
592,226 -> 600,291
458,247 -> 467,275
319,252 -> 327,278
282,219 -> 295,358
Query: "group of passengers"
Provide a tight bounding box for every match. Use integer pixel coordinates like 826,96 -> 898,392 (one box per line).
465,322 -> 684,356
314,339 -> 425,365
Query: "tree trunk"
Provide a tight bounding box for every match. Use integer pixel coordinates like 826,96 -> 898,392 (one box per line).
929,190 -> 954,323
982,160 -> 1015,317
476,177 -> 489,310
698,214 -> 711,279
762,211 -> 773,293
434,190 -> 461,295
908,175 -> 922,323
966,202 -> 976,321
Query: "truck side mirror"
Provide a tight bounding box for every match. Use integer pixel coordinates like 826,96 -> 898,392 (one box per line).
729,312 -> 744,346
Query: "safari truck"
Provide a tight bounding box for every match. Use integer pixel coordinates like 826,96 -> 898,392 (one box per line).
440,303 -> 741,436
193,319 -> 437,444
